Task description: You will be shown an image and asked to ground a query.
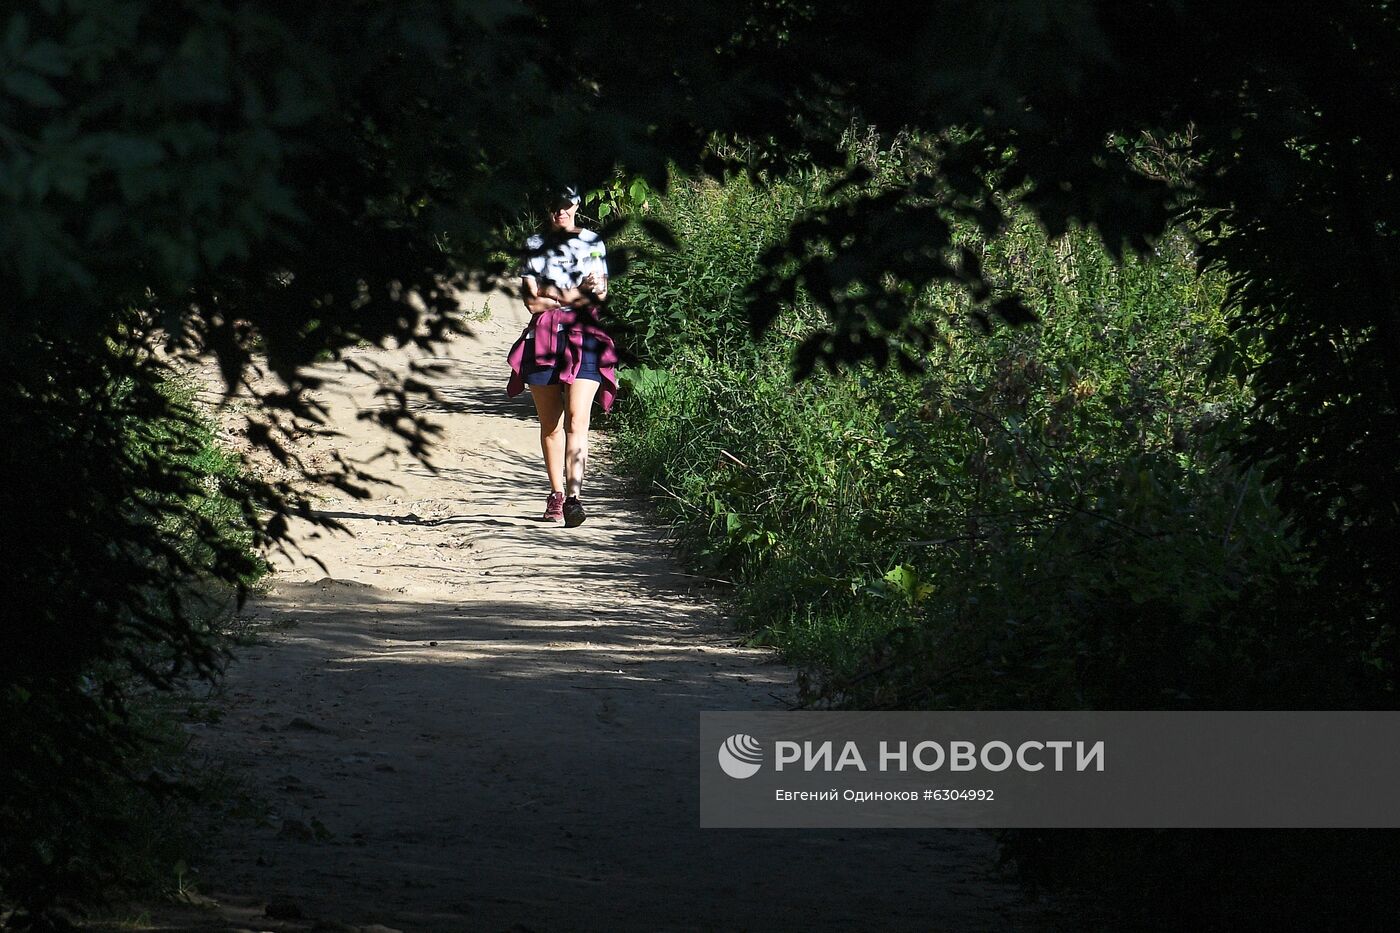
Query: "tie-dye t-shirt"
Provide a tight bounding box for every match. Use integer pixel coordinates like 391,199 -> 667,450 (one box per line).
520,228 -> 608,292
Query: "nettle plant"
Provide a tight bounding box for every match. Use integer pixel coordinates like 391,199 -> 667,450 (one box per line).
614,159 -> 1309,709
825,222 -> 1303,709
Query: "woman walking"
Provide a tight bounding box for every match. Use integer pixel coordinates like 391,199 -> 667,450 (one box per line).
505,187 -> 619,527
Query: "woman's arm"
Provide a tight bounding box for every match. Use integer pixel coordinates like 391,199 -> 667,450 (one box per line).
520,246 -> 607,312
533,278 -> 607,309
521,275 -> 563,313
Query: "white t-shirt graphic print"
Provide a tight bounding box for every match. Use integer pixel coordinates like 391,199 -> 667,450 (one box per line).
520,229 -> 607,341
521,228 -> 607,292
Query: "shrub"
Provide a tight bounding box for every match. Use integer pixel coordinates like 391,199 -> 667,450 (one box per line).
604,155 -> 1397,926
1,324 -> 267,918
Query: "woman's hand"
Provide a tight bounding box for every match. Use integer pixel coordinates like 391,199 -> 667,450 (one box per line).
580,272 -> 608,301
523,274 -> 576,313
525,276 -> 604,312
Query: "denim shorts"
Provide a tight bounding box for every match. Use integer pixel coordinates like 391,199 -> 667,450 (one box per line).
522,332 -> 603,386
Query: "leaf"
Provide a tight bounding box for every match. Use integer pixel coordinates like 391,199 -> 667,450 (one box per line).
398,16 -> 449,53
201,229 -> 249,267
3,70 -> 63,107
22,39 -> 68,76
4,12 -> 28,55
883,563 -> 921,601
99,134 -> 166,169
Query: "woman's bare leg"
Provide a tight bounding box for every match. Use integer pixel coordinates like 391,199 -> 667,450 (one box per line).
564,378 -> 602,498
529,384 -> 566,492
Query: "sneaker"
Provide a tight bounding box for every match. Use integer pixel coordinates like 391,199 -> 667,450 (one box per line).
543,491 -> 565,523
563,495 -> 587,527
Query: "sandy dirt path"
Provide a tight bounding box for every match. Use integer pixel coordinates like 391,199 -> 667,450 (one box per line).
135,292 -> 1061,932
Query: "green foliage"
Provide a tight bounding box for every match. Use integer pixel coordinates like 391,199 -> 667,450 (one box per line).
129,377 -> 268,591
610,165 -> 1384,713
610,156 -> 1400,926
0,327 -> 268,915
585,175 -> 658,221
608,169 -> 830,359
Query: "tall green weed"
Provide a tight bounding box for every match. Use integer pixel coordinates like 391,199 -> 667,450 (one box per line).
607,159 -> 1367,711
